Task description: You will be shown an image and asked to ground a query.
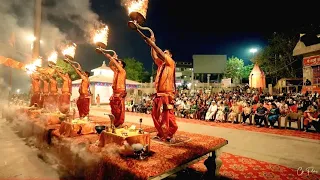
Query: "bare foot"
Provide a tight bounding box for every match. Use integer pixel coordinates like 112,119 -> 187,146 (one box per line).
166,137 -> 175,143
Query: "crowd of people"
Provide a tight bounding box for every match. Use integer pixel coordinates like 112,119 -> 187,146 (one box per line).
126,87 -> 320,133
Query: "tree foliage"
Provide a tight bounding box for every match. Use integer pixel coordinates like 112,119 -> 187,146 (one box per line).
55,59 -> 80,80
252,32 -> 302,82
224,56 -> 253,81
122,58 -> 149,82
141,71 -> 151,83
241,64 -> 254,79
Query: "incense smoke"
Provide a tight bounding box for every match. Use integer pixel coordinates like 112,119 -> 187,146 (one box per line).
0,0 -> 99,58
0,0 -> 100,91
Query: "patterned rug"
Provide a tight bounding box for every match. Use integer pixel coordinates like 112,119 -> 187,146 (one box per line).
124,112 -> 320,140
190,153 -> 320,180
150,132 -> 192,146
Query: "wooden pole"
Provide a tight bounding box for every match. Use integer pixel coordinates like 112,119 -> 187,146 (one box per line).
9,69 -> 12,91
32,0 -> 42,60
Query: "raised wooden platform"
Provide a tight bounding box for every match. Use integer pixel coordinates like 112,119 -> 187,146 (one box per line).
6,107 -> 228,180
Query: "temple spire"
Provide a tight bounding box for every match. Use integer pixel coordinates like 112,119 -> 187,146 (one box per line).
101,61 -> 107,67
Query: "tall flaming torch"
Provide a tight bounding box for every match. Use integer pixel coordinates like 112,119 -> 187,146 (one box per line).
25,57 -> 42,75
126,0 -> 154,40
33,57 -> 42,68
62,43 -> 77,61
126,0 -> 149,25
61,43 -> 82,70
93,25 -> 117,57
47,51 -> 58,66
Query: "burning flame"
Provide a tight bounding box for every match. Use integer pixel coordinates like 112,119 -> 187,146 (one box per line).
25,64 -> 36,75
126,0 -> 149,18
93,25 -> 109,46
62,43 -> 77,59
48,51 -> 58,64
33,58 -> 42,67
25,57 -> 42,75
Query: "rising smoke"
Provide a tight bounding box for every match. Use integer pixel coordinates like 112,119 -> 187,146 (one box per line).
0,0 -> 101,92
0,0 -> 100,59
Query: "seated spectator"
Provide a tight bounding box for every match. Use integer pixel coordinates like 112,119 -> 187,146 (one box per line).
252,102 -> 258,112
264,101 -> 271,110
289,101 -> 298,113
254,102 -> 268,127
196,101 -> 206,120
268,103 -> 280,128
125,100 -> 134,112
279,101 -> 289,116
181,100 -> 190,118
215,101 -> 225,122
189,103 -> 198,119
205,101 -> 217,121
303,105 -> 320,132
228,102 -> 240,123
241,103 -> 252,124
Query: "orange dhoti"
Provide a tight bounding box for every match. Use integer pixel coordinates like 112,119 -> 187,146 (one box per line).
39,94 -> 44,108
30,93 -> 40,107
41,94 -> 48,109
110,91 -> 126,127
151,95 -> 178,139
77,95 -> 90,118
59,93 -> 71,114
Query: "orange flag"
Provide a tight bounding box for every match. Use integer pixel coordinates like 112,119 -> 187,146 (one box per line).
0,56 -> 26,70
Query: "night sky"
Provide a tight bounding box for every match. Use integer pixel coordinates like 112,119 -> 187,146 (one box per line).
81,0 -> 318,72
79,0 -> 271,72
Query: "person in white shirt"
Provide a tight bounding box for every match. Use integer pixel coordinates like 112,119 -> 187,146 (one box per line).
205,101 -> 218,121
179,100 -> 190,118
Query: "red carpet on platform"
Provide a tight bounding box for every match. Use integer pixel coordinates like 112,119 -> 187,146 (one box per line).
125,112 -> 320,140
190,153 -> 320,180
87,115 -> 319,179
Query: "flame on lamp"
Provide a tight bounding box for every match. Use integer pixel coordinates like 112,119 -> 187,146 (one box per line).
62,43 -> 77,59
27,35 -> 36,42
25,63 -> 36,75
93,25 -> 109,46
48,51 -> 58,64
126,0 -> 149,18
25,57 -> 42,75
34,57 -> 42,67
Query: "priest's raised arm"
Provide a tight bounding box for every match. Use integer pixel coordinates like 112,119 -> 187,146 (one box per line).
103,52 -> 127,127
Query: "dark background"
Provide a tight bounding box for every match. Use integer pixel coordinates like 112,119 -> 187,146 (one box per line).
83,0 -> 320,71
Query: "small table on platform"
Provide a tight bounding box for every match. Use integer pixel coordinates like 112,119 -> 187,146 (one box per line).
98,128 -> 151,152
59,121 -> 96,137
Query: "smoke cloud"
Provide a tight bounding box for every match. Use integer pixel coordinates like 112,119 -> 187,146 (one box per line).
0,0 -> 101,92
0,0 -> 100,58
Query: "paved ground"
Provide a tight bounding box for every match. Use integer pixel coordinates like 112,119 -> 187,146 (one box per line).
0,117 -> 60,179
0,105 -> 319,179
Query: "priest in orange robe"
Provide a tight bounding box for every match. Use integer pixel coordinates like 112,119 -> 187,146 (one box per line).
103,53 -> 127,127
30,73 -> 41,107
70,64 -> 90,118
47,73 -> 58,112
39,75 -> 49,109
56,71 -> 72,114
146,35 -> 178,142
